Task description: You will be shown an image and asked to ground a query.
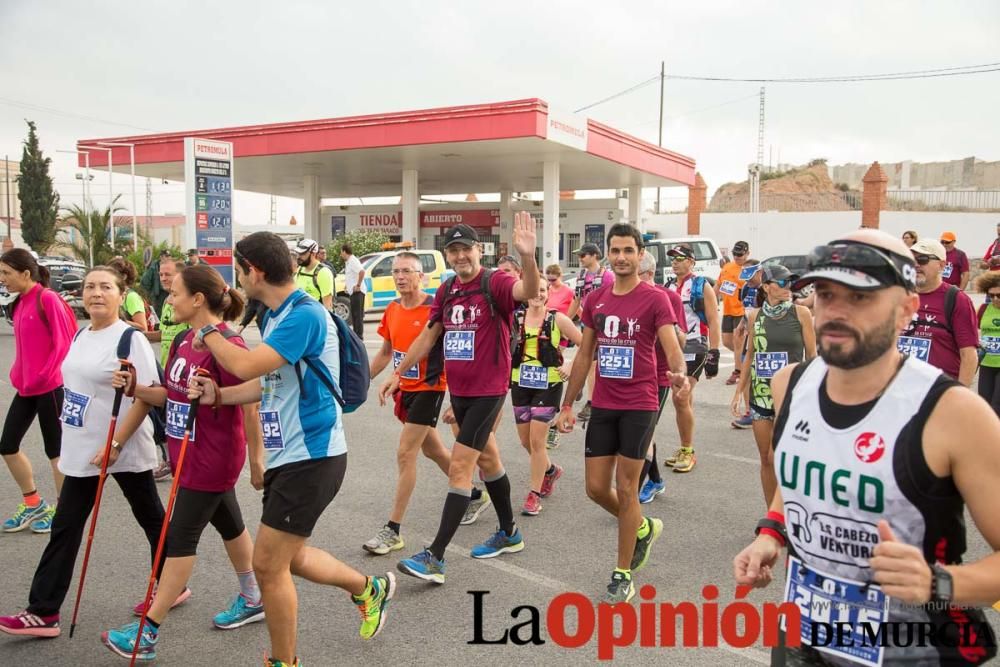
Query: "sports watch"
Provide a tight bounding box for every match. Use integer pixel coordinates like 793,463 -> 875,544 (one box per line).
196,323 -> 220,344
930,563 -> 953,604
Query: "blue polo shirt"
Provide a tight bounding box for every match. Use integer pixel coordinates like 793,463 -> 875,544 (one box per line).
259,289 -> 346,470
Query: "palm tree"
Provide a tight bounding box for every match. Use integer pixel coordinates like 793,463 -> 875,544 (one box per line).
61,195 -> 125,266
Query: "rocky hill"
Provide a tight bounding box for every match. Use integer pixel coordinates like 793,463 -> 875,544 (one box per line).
708,163 -> 856,212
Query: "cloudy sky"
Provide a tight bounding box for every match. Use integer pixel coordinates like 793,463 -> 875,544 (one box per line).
1,0 -> 998,223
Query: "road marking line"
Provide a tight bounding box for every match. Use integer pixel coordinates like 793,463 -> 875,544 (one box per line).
707,451 -> 760,465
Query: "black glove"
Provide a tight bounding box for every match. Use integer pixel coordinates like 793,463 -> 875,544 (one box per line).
705,349 -> 720,379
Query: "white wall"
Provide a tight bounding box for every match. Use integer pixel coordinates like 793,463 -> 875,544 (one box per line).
644,211 -> 999,260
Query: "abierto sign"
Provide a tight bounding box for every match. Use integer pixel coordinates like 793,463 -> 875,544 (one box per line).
545,108 -> 589,151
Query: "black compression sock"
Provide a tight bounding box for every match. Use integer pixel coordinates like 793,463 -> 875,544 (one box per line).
387,521 -> 401,535
546,464 -> 556,476
484,473 -> 515,536
428,490 -> 471,560
648,459 -> 662,484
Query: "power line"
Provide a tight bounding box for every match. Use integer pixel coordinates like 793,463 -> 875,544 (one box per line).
0,97 -> 155,132
574,76 -> 660,113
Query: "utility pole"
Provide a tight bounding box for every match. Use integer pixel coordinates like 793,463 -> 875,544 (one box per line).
269,194 -> 277,225
655,60 -> 665,215
145,177 -> 152,237
4,156 -> 11,245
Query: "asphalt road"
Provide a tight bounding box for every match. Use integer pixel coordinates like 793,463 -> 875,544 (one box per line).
0,318 -> 996,666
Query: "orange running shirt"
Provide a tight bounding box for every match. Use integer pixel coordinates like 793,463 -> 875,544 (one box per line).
378,295 -> 447,392
717,262 -> 747,317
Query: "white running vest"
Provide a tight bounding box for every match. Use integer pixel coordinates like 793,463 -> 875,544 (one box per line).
669,277 -> 707,355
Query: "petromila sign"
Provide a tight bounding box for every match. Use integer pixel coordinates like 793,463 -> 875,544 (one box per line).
546,108 -> 589,151
192,140 -> 233,160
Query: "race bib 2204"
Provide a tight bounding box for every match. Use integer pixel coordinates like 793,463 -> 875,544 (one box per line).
444,330 -> 475,361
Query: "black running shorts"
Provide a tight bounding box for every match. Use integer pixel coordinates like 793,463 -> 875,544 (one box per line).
397,390 -> 445,426
451,395 -> 506,451
722,314 -> 739,334
167,487 -> 245,558
261,454 -> 346,537
584,407 -> 658,460
686,354 -> 707,380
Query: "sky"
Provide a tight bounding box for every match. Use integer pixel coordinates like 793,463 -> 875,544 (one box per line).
1,0 -> 998,225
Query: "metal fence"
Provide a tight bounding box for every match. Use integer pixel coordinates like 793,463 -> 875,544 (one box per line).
707,190 -> 1000,213
886,190 -> 1000,211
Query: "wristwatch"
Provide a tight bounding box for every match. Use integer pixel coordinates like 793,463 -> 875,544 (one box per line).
111,439 -> 121,451
196,323 -> 220,344
930,563 -> 953,604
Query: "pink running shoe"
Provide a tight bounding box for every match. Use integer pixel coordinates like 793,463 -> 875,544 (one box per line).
539,464 -> 563,498
0,610 -> 60,638
133,586 -> 192,616
521,492 -> 542,516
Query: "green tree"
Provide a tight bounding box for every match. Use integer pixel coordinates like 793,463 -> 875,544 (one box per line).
61,195 -> 125,266
18,120 -> 60,251
326,229 -> 390,272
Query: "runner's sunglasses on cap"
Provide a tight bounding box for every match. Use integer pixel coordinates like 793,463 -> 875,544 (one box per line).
667,246 -> 695,261
794,242 -> 916,292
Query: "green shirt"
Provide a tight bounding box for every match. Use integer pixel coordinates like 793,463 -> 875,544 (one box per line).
294,264 -> 334,302
123,290 -> 145,317
159,302 -> 190,366
980,302 -> 1000,369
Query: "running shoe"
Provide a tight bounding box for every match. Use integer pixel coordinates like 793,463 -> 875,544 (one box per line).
2,501 -> 48,533
471,527 -> 524,559
265,659 -> 303,667
133,586 -> 192,616
0,610 -> 60,638
725,369 -> 741,385
102,619 -> 158,661
539,464 -> 563,498
460,489 -> 491,526
363,526 -> 404,555
152,460 -> 172,482
663,447 -> 684,467
603,571 -> 634,604
731,413 -> 753,429
521,492 -> 541,516
638,479 -> 666,504
672,448 -> 696,473
397,549 -> 445,584
546,426 -> 560,449
630,517 -> 663,572
213,593 -> 265,630
576,401 -> 592,422
351,573 -> 395,640
29,504 -> 56,534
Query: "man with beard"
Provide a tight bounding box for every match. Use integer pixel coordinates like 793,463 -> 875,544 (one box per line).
734,229 -> 1000,666
293,239 -> 334,310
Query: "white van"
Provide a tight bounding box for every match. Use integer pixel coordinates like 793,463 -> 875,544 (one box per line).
644,236 -> 724,286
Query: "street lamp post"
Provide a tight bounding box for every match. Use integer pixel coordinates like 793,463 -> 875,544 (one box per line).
79,145 -> 114,249
97,142 -> 137,248
57,149 -> 92,266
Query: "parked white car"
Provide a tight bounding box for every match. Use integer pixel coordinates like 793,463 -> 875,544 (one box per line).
644,236 -> 725,286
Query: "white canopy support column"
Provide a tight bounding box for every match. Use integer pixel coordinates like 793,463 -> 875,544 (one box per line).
499,190 -> 513,253
303,174 -> 320,241
542,161 -> 560,268
628,183 -> 642,229
401,169 -> 419,245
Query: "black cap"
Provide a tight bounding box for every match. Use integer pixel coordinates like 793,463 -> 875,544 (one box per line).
573,243 -> 602,257
733,241 -> 750,254
667,244 -> 695,260
443,224 -> 478,247
187,248 -> 199,256
761,264 -> 798,283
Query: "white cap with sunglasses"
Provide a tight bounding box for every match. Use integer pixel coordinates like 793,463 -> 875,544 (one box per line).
910,238 -> 947,262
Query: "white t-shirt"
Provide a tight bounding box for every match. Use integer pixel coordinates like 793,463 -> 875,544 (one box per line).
58,320 -> 160,477
344,254 -> 366,294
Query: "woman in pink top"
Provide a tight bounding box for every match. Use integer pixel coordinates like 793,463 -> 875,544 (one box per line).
544,264 -> 574,315
0,249 -> 77,534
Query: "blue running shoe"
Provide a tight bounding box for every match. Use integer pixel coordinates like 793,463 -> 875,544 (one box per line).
638,479 -> 666,504
30,505 -> 56,533
470,527 -> 524,559
102,620 -> 158,661
213,593 -> 265,630
3,501 -> 47,533
397,549 -> 445,584
731,413 -> 753,429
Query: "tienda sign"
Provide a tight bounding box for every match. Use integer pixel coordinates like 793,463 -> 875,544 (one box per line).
359,212 -> 402,234
420,209 -> 500,229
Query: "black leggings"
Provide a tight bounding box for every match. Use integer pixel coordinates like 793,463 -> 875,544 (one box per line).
26,471 -> 165,616
979,366 -> 1000,418
0,388 -> 64,459
166,487 -> 246,558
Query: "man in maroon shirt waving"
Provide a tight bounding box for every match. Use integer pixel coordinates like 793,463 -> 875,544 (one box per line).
381,213 -> 540,584
555,223 -> 690,603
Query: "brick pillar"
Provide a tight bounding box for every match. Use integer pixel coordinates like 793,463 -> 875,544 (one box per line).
861,161 -> 888,229
687,172 -> 707,235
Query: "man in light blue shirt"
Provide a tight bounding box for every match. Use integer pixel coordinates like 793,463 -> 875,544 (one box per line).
189,232 -> 393,665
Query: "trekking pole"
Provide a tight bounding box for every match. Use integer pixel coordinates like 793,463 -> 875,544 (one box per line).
69,360 -> 130,638
130,368 -> 209,667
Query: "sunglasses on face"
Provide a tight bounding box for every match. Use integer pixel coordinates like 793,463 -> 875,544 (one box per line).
941,241 -> 954,245
767,279 -> 793,288
912,254 -> 933,266
732,251 -> 746,257
989,292 -> 1000,300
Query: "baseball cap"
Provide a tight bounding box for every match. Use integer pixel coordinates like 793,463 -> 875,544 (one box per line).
667,244 -> 695,260
739,262 -> 763,281
761,264 -> 799,284
186,248 -> 199,256
732,241 -> 750,255
294,238 -> 319,254
443,224 -> 478,247
910,238 -> 946,261
940,231 -> 957,242
573,243 -> 602,257
794,229 -> 916,293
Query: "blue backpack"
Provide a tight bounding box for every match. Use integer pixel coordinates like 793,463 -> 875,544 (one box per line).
688,275 -> 709,325
278,293 -> 370,413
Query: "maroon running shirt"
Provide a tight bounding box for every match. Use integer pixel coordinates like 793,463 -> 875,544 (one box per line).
941,247 -> 970,287
429,268 -> 517,397
163,324 -> 247,492
900,283 -> 979,379
654,285 -> 684,388
582,281 -> 677,411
